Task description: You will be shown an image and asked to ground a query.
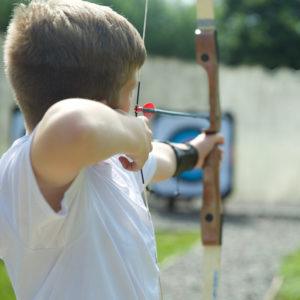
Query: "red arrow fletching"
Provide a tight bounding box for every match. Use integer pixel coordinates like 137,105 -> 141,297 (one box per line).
143,102 -> 155,119
134,102 -> 156,119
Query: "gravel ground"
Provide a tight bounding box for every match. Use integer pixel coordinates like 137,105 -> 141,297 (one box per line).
149,198 -> 300,300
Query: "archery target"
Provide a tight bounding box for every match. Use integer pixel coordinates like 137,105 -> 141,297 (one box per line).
151,112 -> 234,199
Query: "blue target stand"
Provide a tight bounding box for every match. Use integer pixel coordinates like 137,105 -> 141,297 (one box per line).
150,112 -> 234,210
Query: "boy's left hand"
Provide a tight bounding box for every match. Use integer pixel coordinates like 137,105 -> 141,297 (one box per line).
189,133 -> 224,169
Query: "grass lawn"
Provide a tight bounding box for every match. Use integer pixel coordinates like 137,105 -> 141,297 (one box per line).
0,230 -> 199,299
276,248 -> 300,300
0,261 -> 15,300
155,230 -> 200,264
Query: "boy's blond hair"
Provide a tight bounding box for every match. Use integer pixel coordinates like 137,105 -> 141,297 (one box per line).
4,0 -> 146,129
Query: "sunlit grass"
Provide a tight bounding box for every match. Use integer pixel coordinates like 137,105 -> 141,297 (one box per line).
0,261 -> 15,300
156,230 -> 200,264
276,248 -> 300,300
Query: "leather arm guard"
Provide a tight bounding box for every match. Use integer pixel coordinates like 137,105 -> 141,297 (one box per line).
163,142 -> 199,177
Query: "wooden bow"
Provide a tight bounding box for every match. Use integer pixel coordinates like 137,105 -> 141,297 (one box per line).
196,0 -> 223,299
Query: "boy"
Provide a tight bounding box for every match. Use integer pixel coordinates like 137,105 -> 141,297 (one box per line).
0,0 -> 224,299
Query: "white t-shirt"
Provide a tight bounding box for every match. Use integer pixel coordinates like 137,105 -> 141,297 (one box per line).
0,133 -> 160,300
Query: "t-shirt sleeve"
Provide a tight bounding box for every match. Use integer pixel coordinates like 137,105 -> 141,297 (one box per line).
0,134 -> 85,249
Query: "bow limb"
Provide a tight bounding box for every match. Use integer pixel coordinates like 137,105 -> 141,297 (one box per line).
196,0 -> 222,299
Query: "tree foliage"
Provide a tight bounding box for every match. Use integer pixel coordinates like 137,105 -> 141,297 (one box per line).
95,0 -> 196,60
1,0 -> 300,69
217,0 -> 300,69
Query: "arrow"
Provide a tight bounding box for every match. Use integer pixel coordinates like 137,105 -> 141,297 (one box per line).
135,102 -> 209,119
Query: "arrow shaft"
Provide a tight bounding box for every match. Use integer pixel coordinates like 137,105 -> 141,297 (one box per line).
137,107 -> 208,119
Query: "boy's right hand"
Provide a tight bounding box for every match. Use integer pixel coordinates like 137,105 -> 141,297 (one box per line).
118,116 -> 153,171
30,99 -> 153,212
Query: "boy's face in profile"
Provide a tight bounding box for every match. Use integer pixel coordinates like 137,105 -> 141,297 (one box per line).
117,70 -> 138,113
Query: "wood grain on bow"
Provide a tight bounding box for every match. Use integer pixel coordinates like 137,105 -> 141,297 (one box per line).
196,0 -> 223,299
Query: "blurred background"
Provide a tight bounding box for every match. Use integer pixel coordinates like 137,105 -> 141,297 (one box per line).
2,0 -> 300,202
1,0 -> 300,299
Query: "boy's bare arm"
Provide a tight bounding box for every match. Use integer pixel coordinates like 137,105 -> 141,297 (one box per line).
151,133 -> 224,183
31,98 -> 152,211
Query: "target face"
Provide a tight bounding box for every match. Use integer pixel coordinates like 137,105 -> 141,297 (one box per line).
151,112 -> 234,199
